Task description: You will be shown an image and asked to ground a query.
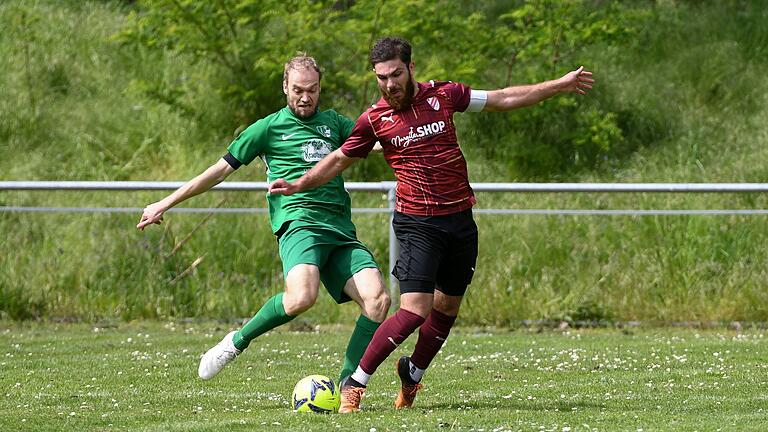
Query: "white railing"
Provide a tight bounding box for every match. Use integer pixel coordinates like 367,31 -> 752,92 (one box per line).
3,181 -> 768,295
5,180 -> 768,192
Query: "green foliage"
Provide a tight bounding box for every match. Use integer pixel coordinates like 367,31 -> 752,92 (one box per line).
2,1 -> 768,323
118,0 -> 285,123
0,1 -> 231,181
461,99 -> 627,179
115,0 -> 646,178
487,0 -> 640,78
460,0 -> 649,177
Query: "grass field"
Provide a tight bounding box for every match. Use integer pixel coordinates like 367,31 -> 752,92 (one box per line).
1,322 -> 766,431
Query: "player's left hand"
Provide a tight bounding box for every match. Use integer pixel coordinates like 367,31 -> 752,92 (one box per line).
561,66 -> 594,95
269,178 -> 299,196
137,201 -> 166,230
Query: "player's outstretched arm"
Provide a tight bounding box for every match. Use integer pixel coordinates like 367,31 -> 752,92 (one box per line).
136,158 -> 235,230
269,149 -> 358,196
484,66 -> 594,112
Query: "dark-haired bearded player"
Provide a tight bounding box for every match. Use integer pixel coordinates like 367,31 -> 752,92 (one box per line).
270,37 -> 594,412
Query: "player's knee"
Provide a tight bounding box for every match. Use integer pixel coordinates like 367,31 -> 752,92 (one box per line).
353,268 -> 390,320
364,289 -> 391,321
283,290 -> 317,315
433,288 -> 463,316
400,292 -> 435,318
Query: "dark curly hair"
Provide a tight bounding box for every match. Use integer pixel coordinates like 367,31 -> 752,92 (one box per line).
369,37 -> 412,67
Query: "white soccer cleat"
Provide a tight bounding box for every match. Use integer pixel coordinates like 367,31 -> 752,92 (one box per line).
198,331 -> 241,380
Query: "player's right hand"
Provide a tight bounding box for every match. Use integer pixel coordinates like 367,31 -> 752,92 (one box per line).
137,202 -> 166,230
268,178 -> 298,196
560,66 -> 594,95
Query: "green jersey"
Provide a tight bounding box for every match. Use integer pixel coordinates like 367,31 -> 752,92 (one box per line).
227,107 -> 355,234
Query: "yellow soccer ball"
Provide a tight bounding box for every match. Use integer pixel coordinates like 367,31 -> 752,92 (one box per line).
291,374 -> 340,413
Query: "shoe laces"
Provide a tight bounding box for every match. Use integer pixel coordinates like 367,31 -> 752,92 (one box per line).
342,386 -> 365,406
401,382 -> 423,400
214,345 -> 238,364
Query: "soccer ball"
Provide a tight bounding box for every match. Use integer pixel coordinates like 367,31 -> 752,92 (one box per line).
292,374 -> 340,413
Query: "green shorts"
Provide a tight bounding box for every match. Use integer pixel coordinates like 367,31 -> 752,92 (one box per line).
278,221 -> 378,304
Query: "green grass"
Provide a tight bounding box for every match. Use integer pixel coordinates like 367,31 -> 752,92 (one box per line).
3,204 -> 768,323
1,321 -> 766,431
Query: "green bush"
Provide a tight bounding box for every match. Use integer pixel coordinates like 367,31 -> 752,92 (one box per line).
1,0 -> 768,323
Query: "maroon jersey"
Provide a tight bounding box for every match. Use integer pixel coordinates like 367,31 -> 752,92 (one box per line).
342,81 -> 475,216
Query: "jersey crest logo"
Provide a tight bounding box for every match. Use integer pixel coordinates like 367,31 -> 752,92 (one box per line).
381,113 -> 396,124
427,97 -> 440,111
316,125 -> 331,138
302,139 -> 332,162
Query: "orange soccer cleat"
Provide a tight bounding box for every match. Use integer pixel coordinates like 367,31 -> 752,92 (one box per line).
394,356 -> 423,409
338,376 -> 366,413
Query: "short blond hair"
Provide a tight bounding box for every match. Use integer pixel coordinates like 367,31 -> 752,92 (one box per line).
283,53 -> 322,82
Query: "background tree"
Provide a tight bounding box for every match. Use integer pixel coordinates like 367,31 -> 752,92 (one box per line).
116,0 -> 644,179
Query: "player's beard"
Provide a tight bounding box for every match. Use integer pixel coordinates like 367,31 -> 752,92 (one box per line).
288,99 -> 318,119
380,70 -> 415,110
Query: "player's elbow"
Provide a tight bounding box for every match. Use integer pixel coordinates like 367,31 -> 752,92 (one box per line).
332,150 -> 358,171
213,172 -> 230,184
207,161 -> 235,184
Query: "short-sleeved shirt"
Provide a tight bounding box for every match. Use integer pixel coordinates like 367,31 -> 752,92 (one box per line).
341,81 -> 475,216
227,106 -> 355,234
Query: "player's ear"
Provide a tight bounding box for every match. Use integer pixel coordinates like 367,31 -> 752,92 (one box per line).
408,61 -> 415,75
283,80 -> 288,95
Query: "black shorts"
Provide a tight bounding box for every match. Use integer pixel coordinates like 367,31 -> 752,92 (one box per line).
392,209 -> 478,296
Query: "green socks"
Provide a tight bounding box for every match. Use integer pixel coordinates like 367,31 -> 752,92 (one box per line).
339,314 -> 382,382
230,295 -> 381,381
232,293 -> 295,351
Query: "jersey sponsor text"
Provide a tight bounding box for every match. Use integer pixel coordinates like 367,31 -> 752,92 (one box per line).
390,121 -> 446,147
302,139 -> 332,162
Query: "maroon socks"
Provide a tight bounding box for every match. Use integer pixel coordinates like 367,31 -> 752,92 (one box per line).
411,309 -> 457,369
358,308 -> 425,374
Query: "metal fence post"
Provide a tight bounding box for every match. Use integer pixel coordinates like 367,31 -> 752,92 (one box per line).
387,185 -> 399,303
